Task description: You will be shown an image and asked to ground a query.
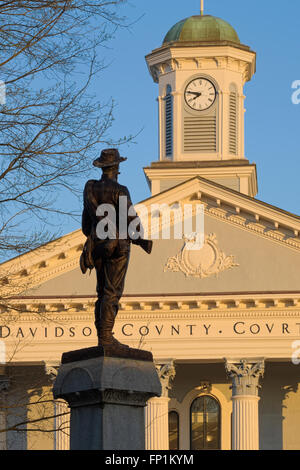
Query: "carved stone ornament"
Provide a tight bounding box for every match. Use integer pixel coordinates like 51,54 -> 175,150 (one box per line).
164,233 -> 239,279
44,364 -> 59,382
225,359 -> 265,397
155,361 -> 176,397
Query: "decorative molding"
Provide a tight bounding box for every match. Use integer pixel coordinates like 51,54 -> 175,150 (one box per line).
207,204 -> 300,252
225,358 -> 265,396
45,363 -> 60,381
102,389 -> 152,407
2,309 -> 300,323
142,178 -> 300,251
164,233 -> 239,278
195,381 -> 212,393
147,48 -> 255,83
225,359 -> 264,450
155,361 -> 176,397
3,293 -> 300,321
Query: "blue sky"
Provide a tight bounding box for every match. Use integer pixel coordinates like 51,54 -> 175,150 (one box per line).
63,0 -> 300,234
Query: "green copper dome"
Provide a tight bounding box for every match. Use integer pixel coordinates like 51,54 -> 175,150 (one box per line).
163,15 -> 240,45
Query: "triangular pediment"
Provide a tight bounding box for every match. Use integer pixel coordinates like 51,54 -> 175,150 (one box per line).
1,176 -> 300,299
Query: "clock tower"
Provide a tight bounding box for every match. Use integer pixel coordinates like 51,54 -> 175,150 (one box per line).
144,14 -> 257,197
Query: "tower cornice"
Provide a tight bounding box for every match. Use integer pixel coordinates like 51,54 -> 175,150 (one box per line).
146,43 -> 256,84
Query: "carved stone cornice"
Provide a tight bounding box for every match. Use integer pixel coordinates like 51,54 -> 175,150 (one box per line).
206,203 -> 300,252
146,45 -> 256,84
5,292 -> 300,322
225,359 -> 265,396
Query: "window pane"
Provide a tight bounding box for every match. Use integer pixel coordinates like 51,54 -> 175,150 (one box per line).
205,396 -> 219,413
191,411 -> 204,450
206,410 -> 219,449
169,411 -> 179,450
191,396 -> 204,413
190,396 -> 220,450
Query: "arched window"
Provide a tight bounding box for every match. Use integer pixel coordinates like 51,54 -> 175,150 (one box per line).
190,395 -> 221,450
168,410 -> 179,450
165,85 -> 173,158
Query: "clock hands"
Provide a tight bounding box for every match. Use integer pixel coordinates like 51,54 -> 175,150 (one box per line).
186,91 -> 202,103
185,78 -> 216,110
186,91 -> 202,97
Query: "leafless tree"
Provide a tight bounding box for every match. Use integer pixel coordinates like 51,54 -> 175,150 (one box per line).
0,0 -> 131,264
0,366 -> 70,450
0,0 -> 136,449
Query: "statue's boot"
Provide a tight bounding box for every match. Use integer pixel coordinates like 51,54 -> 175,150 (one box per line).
95,306 -> 129,350
99,331 -> 130,350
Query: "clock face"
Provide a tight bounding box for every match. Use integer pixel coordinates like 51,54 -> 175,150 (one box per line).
184,78 -> 216,111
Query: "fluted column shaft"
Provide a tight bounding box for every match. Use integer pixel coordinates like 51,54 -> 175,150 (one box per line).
54,400 -> 70,450
145,361 -> 176,451
232,395 -> 260,450
226,359 -> 264,451
145,396 -> 170,450
45,363 -> 70,450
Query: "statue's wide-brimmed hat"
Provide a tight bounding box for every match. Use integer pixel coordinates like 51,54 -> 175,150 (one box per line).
93,148 -> 127,168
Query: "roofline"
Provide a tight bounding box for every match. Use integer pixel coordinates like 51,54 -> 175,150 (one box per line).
139,174 -> 300,221
146,40 -> 255,58
145,159 -> 254,169
1,174 -> 299,268
0,227 -> 82,267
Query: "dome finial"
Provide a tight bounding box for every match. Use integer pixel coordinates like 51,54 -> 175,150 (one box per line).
201,0 -> 204,16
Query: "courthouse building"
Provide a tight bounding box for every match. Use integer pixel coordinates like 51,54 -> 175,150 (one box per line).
1,13 -> 300,451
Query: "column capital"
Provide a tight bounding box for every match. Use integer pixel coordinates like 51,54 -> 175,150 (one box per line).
44,362 -> 60,382
155,361 -> 176,397
225,358 -> 264,396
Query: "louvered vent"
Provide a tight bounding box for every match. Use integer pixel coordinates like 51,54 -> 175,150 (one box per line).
165,93 -> 173,157
184,116 -> 216,152
229,92 -> 238,155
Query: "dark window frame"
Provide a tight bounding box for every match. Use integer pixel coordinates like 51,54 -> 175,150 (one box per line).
168,410 -> 179,450
190,395 -> 221,450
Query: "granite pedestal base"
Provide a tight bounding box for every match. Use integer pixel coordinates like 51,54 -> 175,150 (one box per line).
53,347 -> 162,450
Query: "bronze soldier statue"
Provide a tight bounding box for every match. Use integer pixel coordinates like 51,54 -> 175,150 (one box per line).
81,149 -> 152,350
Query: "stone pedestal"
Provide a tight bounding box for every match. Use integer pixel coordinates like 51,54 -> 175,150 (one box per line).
53,347 -> 162,450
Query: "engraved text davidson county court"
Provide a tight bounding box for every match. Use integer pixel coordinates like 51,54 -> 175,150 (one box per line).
1,320 -> 300,339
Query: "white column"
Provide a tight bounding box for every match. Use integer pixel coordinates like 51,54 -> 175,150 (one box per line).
54,400 -> 70,450
0,374 -> 9,450
145,361 -> 176,450
145,396 -> 170,450
225,359 -> 264,450
45,363 -> 70,450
